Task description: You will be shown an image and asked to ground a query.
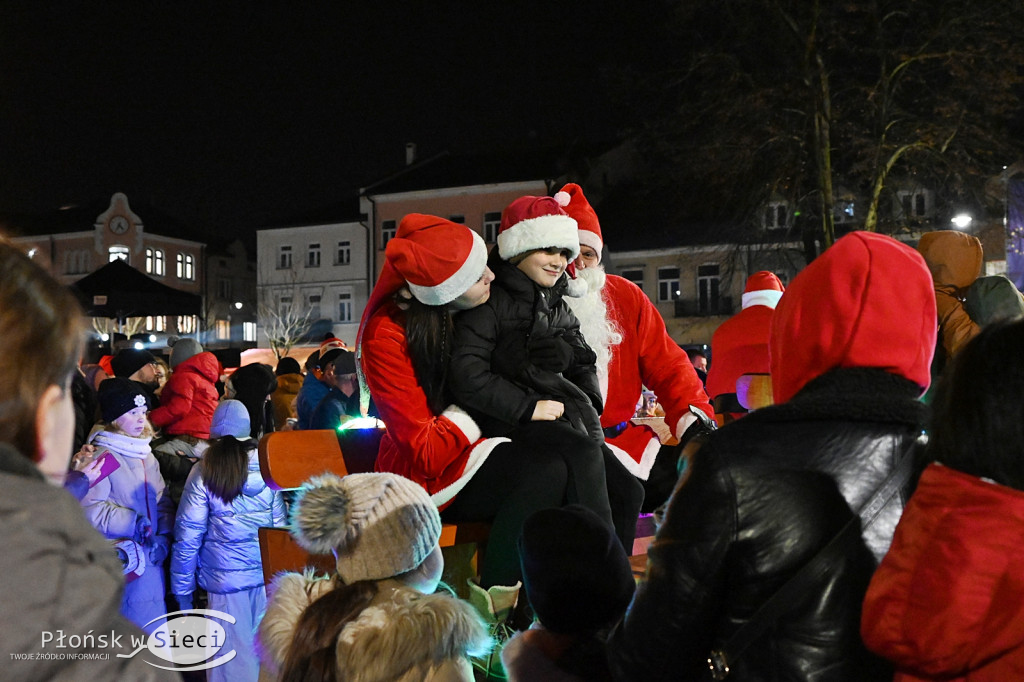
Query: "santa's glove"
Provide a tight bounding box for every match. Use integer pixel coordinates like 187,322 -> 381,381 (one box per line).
133,515 -> 153,544
679,406 -> 716,448
175,594 -> 194,612
528,336 -> 573,373
148,535 -> 170,565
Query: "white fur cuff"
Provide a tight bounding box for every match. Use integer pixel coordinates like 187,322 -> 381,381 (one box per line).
442,404 -> 481,442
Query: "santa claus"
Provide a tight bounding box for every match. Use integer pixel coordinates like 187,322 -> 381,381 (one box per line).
556,183 -> 714,509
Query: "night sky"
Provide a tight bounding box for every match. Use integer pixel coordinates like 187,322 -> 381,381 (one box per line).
0,3 -> 670,240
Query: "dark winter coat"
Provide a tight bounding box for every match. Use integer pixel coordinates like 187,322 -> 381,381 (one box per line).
608,368 -> 926,681
450,254 -> 603,440
0,444 -> 176,681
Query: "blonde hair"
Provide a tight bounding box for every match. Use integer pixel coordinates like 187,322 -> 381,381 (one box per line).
0,240 -> 86,460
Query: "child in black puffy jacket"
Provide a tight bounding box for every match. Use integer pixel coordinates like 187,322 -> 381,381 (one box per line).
450,194 -> 602,443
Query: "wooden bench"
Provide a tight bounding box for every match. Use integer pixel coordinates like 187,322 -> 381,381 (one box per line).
257,428 -> 491,586
257,428 -> 657,588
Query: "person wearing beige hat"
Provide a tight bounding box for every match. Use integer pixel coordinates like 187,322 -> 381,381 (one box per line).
257,472 -> 492,681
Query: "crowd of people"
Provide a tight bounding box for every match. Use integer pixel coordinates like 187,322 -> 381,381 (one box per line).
2,179 -> 1024,681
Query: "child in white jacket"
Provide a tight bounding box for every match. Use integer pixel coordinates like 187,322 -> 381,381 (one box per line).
171,400 -> 285,682
81,377 -> 174,633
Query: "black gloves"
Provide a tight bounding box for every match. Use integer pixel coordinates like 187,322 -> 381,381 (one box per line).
529,336 -> 574,373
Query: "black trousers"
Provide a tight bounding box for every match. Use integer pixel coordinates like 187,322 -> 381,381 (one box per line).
442,421 -> 641,587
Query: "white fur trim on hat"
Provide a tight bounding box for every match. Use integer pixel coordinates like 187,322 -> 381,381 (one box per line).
407,231 -> 488,306
497,215 -> 580,262
741,289 -> 784,310
577,230 -> 603,260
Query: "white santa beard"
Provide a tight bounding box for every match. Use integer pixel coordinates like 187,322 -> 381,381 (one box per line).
566,266 -> 622,401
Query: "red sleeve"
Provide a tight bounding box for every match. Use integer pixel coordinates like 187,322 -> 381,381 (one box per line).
608,276 -> 712,427
361,307 -> 478,485
149,374 -> 195,428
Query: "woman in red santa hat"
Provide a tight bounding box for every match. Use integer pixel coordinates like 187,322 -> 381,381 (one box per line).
357,213 -> 611,624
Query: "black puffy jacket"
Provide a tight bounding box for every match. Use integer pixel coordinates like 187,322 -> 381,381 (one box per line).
608,368 -> 927,681
450,254 -> 603,440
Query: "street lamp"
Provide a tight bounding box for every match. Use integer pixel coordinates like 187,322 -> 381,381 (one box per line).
951,213 -> 973,230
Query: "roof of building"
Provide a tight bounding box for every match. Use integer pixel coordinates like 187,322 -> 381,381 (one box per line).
360,143 -> 611,197
0,196 -> 209,245
590,181 -> 802,251
258,194 -> 364,230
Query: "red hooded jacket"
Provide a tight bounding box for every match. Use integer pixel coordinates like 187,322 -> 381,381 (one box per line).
863,463 -> 1024,681
148,351 -> 220,438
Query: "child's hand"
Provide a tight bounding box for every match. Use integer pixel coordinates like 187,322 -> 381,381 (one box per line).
532,400 -> 565,421
134,515 -> 153,544
70,444 -> 98,470
79,457 -> 106,486
529,336 -> 573,373
148,536 -> 169,565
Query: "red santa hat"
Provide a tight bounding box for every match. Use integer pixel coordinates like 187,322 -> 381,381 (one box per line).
319,335 -> 347,355
356,214 -> 488,411
741,271 -> 785,309
497,195 -> 580,262
556,183 -> 603,262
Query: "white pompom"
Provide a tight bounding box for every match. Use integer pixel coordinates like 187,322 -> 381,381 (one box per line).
554,191 -> 571,207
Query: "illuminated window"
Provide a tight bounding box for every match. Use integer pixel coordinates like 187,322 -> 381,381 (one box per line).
215,319 -> 230,340
177,316 -> 196,334
146,248 -> 165,275
176,253 -> 195,280
109,246 -> 130,263
145,316 -> 166,332
243,321 -> 257,342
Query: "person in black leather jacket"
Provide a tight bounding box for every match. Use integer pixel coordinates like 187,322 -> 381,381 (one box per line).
608,231 -> 938,681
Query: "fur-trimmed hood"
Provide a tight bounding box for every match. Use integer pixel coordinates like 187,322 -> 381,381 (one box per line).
258,571 -> 492,682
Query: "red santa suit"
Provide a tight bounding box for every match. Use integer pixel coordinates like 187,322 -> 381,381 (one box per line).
357,215 -> 506,509
557,182 -> 713,480
705,271 -> 785,422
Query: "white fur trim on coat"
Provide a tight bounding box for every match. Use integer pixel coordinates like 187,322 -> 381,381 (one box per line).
606,438 -> 661,481
741,289 -> 784,309
441,404 -> 481,443
497,214 -> 580,261
408,231 -> 489,306
674,411 -> 699,441
430,436 -> 509,508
